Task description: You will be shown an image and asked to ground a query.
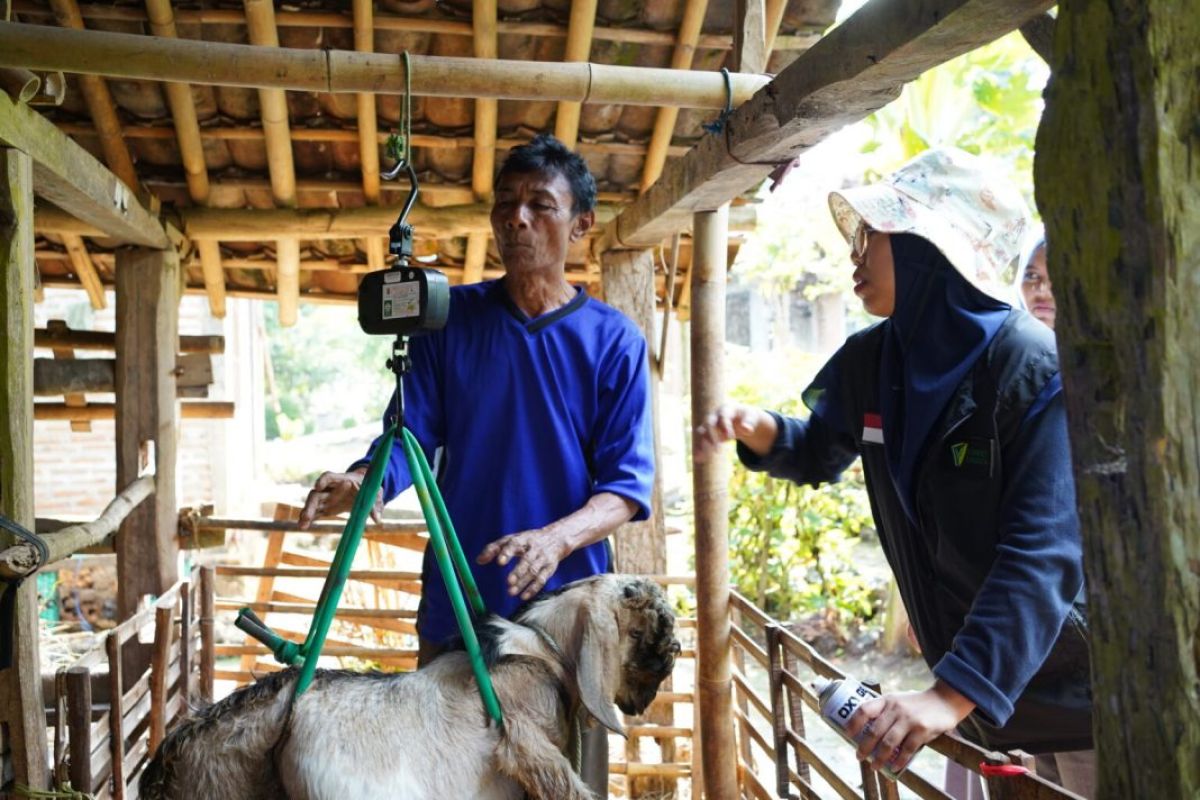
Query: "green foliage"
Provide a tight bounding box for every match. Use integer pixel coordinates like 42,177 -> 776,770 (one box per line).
725,349 -> 879,625
263,303 -> 394,440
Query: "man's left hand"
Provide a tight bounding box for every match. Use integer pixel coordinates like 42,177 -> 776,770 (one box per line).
843,681 -> 976,773
477,529 -> 570,601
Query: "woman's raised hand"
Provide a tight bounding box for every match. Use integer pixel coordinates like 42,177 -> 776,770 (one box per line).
692,403 -> 778,463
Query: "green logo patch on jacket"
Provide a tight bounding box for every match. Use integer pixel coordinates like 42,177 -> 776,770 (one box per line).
948,438 -> 994,476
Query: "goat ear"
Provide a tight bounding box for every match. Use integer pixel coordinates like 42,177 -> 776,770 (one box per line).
576,610 -> 626,737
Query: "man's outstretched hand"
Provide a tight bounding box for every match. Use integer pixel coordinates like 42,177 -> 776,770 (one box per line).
477,529 -> 570,602
299,469 -> 383,530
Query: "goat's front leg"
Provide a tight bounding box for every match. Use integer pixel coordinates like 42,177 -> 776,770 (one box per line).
493,713 -> 596,800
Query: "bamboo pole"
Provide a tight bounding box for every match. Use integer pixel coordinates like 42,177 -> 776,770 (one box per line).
9,2 -> 824,52
195,239 -> 226,318
352,0 -> 381,204
640,0 -> 710,193
0,66 -> 39,102
60,232 -> 105,309
199,565 -> 214,702
44,0 -> 139,191
31,70 -> 66,106
471,0 -> 498,202
275,237 -> 300,326
463,232 -> 489,284
0,475 -> 154,579
145,0 -> 224,318
553,0 -> 597,149
144,0 -> 209,206
34,400 -> 234,420
33,325 -> 225,353
55,121 -> 690,159
243,0 -> 296,209
690,203 -> 738,799
0,23 -> 769,108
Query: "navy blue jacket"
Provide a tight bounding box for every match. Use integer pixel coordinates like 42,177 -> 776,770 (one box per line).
740,311 -> 1092,753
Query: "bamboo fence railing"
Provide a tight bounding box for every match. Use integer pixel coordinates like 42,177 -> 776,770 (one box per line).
47,566 -> 212,799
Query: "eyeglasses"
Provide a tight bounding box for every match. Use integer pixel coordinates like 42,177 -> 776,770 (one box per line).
1021,271 -> 1051,292
851,223 -> 874,263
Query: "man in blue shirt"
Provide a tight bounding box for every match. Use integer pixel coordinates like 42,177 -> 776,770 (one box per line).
299,134 -> 655,791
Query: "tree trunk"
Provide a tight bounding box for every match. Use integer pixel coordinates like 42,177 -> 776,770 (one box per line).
1035,2 -> 1200,798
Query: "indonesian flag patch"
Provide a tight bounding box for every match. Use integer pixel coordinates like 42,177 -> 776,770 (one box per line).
862,412 -> 884,444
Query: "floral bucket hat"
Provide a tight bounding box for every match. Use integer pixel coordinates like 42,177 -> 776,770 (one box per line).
828,147 -> 1029,303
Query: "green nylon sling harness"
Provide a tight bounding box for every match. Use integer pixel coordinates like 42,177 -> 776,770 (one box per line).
235,60 -> 503,724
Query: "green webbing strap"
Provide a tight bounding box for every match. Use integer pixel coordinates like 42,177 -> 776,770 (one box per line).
236,424 -> 503,726
400,427 -> 503,725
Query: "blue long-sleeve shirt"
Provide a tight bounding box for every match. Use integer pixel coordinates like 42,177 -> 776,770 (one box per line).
353,280 -> 655,643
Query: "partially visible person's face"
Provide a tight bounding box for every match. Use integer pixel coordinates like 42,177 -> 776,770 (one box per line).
850,224 -> 896,317
490,169 -> 593,275
1020,245 -> 1055,328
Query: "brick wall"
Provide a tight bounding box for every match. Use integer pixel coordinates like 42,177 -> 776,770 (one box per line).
32,289 -> 259,519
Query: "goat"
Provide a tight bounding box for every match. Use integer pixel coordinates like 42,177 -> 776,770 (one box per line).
140,574 -> 680,800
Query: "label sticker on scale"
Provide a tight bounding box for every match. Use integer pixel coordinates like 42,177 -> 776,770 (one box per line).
381,281 -> 420,320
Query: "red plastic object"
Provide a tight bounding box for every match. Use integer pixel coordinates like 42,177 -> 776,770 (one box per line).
979,762 -> 1029,778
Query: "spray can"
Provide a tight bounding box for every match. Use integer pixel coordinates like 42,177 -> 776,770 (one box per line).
813,675 -> 906,780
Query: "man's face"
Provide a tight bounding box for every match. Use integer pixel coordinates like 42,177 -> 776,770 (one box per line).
490,169 -> 594,275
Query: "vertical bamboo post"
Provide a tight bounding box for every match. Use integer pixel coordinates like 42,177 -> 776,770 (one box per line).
65,665 -> 93,794
275,237 -> 301,327
200,565 -> 215,702
640,0 -> 709,193
462,232 -> 489,285
0,146 -> 48,791
553,0 -> 597,149
691,203 -> 738,799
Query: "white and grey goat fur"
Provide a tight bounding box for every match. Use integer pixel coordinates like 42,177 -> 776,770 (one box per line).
140,574 -> 680,800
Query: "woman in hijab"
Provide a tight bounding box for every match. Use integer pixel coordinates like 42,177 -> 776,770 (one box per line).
1015,225 -> 1055,328
694,149 -> 1094,794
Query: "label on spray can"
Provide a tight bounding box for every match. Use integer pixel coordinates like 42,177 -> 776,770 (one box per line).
813,676 -> 906,780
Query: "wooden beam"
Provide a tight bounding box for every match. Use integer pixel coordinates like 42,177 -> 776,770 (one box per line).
690,204 -> 736,800
1036,1 -> 1200,796
462,232 -> 488,285
33,355 -> 211,395
114,246 -> 180,621
36,400 -> 233,420
553,0 -> 598,149
0,146 -> 49,791
639,0 -> 710,193
45,0 -> 139,191
34,324 -> 224,353
10,2 -> 824,52
733,0 -> 768,74
0,23 -> 769,109
60,232 -> 105,309
615,0 -> 1055,247
471,0 -> 498,201
0,91 -> 167,247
